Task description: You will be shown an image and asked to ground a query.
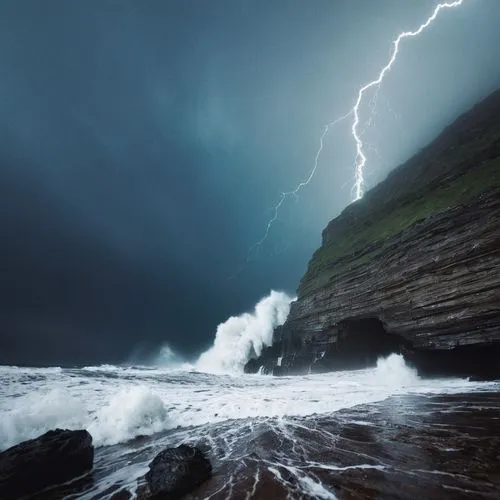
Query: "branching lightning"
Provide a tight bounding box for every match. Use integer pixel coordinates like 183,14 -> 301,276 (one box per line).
246,0 -> 466,264
352,0 -> 465,200
247,111 -> 352,261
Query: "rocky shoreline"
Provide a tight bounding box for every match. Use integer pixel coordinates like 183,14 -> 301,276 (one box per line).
0,392 -> 500,500
188,391 -> 500,500
246,89 -> 500,379
0,430 -> 212,500
0,429 -> 94,499
4,391 -> 499,499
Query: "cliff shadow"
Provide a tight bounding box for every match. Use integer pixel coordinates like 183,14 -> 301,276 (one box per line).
310,317 -> 411,373
406,342 -> 500,380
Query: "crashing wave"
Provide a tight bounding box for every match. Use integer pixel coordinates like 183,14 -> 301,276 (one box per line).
196,290 -> 292,374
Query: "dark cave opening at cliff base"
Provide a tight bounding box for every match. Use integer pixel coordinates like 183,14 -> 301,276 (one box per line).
406,342 -> 500,381
312,317 -> 500,380
311,318 -> 411,374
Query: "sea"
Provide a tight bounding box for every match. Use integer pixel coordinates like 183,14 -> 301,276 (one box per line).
1,292 -> 500,499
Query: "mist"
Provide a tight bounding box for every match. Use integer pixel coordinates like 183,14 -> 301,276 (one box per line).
1,0 -> 500,365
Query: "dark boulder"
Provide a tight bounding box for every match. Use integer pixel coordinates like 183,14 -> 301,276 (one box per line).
0,429 -> 94,499
144,445 -> 212,499
243,357 -> 262,374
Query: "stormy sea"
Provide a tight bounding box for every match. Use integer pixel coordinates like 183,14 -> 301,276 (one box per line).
1,294 -> 500,499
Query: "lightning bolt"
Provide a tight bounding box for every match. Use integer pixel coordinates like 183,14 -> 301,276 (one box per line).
246,110 -> 352,261
246,0 -> 466,264
352,0 -> 466,200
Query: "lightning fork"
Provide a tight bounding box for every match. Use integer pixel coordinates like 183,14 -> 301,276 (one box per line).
246,0 -> 466,265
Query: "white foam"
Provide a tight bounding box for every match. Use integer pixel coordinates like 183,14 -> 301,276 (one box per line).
299,476 -> 337,499
196,290 -> 292,373
373,352 -> 420,386
81,364 -> 120,372
0,388 -> 85,450
88,386 -> 168,446
0,355 -> 498,451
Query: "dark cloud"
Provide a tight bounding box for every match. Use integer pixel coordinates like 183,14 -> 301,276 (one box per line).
1,0 -> 499,365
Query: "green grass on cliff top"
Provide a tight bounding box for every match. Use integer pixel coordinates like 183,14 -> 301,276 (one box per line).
299,156 -> 500,296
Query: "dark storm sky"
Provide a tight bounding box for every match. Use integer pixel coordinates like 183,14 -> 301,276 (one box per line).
1,0 -> 499,365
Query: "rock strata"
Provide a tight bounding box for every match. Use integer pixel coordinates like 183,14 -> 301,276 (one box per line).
0,429 -> 94,499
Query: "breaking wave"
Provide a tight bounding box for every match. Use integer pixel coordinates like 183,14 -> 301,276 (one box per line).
0,384 -> 171,450
88,386 -> 168,446
374,352 -> 420,386
0,388 -> 85,450
1,355 -> 493,451
196,290 -> 293,374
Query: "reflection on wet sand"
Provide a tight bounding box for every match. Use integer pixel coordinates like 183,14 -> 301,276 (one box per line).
192,392 -> 500,499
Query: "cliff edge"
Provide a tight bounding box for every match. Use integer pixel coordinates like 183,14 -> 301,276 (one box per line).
246,89 -> 500,379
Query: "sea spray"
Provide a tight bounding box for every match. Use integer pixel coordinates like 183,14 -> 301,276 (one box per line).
374,353 -> 420,386
0,388 -> 84,450
0,357 -> 492,452
196,290 -> 292,373
88,386 -> 168,446
150,343 -> 190,369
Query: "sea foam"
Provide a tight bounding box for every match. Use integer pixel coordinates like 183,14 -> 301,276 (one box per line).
0,356 -> 493,451
0,388 -> 84,450
88,386 -> 168,446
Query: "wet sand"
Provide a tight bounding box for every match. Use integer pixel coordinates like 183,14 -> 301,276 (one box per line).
191,392 -> 500,499
36,391 -> 500,499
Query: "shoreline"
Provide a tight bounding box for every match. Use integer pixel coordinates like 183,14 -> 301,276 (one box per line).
24,390 -> 500,499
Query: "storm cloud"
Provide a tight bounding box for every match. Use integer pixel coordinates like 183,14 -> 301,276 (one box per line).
1,0 -> 499,365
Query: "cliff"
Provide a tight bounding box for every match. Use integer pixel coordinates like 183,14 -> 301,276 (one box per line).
246,89 -> 500,379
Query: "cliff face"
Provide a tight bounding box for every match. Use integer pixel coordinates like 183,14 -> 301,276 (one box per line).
246,89 -> 500,379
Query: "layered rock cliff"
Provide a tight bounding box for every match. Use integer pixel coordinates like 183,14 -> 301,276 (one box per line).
246,89 -> 500,379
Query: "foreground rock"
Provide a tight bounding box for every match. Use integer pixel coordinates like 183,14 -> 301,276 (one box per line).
138,445 -> 212,499
246,88 -> 500,378
0,429 -> 94,499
